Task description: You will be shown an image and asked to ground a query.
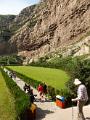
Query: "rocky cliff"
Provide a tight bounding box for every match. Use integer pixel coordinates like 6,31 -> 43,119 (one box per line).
0,15 -> 15,54
0,0 -> 90,60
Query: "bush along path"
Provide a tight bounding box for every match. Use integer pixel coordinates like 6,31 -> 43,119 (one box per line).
2,67 -> 90,120
1,67 -> 30,120
0,69 -> 16,120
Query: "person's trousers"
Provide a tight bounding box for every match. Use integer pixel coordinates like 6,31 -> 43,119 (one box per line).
77,100 -> 86,120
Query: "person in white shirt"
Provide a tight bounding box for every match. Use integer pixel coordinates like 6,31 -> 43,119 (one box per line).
72,78 -> 88,120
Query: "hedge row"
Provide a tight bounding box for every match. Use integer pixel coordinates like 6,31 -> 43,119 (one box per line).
6,56 -> 90,105
1,68 -> 30,120
6,68 -> 72,107
30,56 -> 90,102
30,56 -> 81,73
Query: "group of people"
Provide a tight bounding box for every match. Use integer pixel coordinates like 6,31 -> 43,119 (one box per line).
3,67 -> 89,120
9,71 -> 16,79
23,83 -> 37,103
37,83 -> 47,101
3,67 -> 16,79
23,82 -> 47,103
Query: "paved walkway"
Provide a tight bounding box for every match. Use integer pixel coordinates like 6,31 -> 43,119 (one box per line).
3,68 -> 90,120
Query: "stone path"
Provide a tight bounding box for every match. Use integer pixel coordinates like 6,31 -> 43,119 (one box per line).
3,68 -> 90,120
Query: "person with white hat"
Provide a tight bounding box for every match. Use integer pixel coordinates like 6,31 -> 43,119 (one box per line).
72,78 -> 88,120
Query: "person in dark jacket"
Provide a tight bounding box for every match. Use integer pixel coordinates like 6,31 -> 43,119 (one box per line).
23,83 -> 30,93
43,82 -> 47,95
28,89 -> 35,103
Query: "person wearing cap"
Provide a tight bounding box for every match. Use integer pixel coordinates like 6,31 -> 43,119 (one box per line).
72,78 -> 88,120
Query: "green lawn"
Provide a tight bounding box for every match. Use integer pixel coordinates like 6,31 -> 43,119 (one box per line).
0,70 -> 16,120
8,66 -> 70,90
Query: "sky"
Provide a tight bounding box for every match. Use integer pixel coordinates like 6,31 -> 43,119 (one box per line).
0,0 -> 40,15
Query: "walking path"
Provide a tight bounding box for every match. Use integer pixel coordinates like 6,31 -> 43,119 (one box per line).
3,68 -> 90,120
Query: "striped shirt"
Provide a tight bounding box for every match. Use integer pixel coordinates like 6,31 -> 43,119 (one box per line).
77,84 -> 88,101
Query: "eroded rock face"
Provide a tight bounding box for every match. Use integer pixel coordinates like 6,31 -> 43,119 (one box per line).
2,0 -> 90,59
62,36 -> 90,57
0,15 -> 16,54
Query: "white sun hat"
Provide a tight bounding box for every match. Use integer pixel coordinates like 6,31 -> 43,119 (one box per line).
74,78 -> 81,85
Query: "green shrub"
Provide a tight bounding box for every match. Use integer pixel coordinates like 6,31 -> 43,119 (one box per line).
66,59 -> 90,102
6,67 -> 42,90
0,55 -> 23,65
47,86 -> 56,100
1,68 -> 30,120
6,67 -> 62,101
30,56 -> 90,104
16,72 -> 42,89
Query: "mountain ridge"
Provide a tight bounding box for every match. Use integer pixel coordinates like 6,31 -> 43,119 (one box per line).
0,0 -> 90,62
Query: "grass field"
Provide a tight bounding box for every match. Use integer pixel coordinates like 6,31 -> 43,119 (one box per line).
8,66 -> 70,90
0,70 -> 16,120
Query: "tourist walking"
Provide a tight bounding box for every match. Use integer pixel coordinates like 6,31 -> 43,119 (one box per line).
43,82 -> 47,95
24,83 -> 35,103
28,89 -> 35,103
23,83 -> 31,93
72,78 -> 88,120
37,84 -> 44,101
